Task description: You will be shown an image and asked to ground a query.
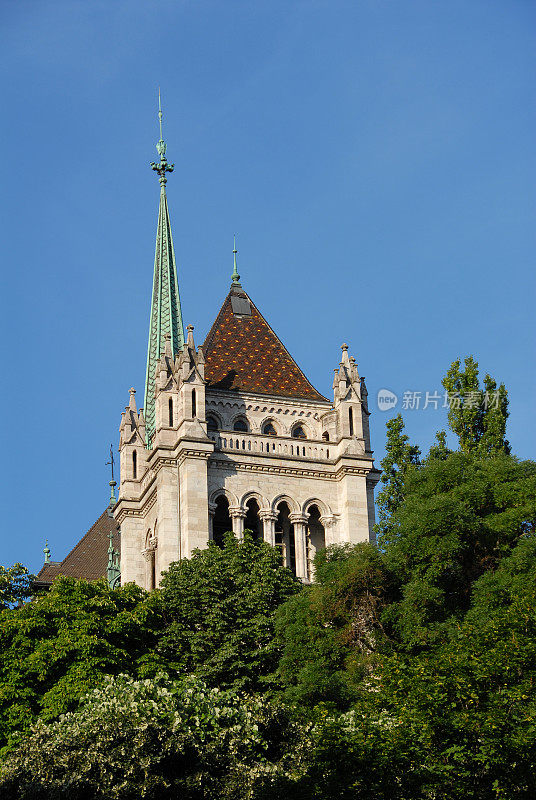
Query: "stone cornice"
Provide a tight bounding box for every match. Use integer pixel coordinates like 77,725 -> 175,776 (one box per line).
206,390 -> 331,417
114,488 -> 157,523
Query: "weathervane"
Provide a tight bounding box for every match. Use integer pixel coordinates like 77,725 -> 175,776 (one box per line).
106,444 -> 117,507
151,88 -> 174,187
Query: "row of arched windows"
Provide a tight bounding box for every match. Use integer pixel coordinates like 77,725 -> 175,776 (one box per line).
207,416 -> 314,439
164,396 -> 351,438
212,495 -> 326,580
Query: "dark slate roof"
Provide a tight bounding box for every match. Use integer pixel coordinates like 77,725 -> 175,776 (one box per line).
203,287 -> 327,402
35,508 -> 120,587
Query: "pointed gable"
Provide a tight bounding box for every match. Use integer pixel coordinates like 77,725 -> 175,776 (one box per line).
203,287 -> 327,401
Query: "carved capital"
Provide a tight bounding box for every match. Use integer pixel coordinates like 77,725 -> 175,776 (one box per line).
229,506 -> 247,520
259,510 -> 278,522
141,548 -> 155,562
289,513 -> 308,526
319,514 -> 336,528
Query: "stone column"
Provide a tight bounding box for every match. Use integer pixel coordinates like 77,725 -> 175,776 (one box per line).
142,548 -> 155,591
259,510 -> 277,547
290,513 -> 308,581
229,507 -> 246,541
208,502 -> 216,542
320,514 -> 337,547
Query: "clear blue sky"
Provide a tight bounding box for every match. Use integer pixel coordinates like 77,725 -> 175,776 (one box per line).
1,0 -> 534,573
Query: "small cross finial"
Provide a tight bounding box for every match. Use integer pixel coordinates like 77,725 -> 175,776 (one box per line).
151,89 -> 174,187
231,235 -> 241,285
43,539 -> 51,564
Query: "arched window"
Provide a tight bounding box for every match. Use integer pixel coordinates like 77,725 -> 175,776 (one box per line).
349,407 -> 354,436
244,498 -> 261,541
292,425 -> 307,439
275,501 -> 295,575
207,415 -> 219,432
132,450 -> 137,479
306,504 -> 326,582
213,495 -> 232,548
233,418 -> 249,432
322,431 -> 330,441
191,388 -> 197,418
262,420 -> 277,436
168,397 -> 173,427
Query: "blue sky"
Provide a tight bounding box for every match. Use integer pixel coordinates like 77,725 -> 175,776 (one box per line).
1,0 -> 534,573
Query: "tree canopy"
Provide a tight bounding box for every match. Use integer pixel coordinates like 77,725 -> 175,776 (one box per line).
1,355 -> 535,798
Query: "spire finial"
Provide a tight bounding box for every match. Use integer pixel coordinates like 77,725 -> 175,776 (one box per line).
231,235 -> 241,285
158,87 -> 163,142
106,444 -> 117,507
151,89 -> 174,188
43,539 -> 51,564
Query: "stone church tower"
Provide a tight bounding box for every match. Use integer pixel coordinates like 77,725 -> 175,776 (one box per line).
113,108 -> 380,590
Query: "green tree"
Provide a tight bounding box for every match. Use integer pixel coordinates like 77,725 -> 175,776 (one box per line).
442,355 -> 510,455
426,430 -> 451,462
275,543 -> 395,707
0,577 -> 163,749
375,413 -> 421,529
0,564 -> 34,608
381,451 -> 536,648
158,533 -> 301,693
372,535 -> 536,799
0,673 -> 304,800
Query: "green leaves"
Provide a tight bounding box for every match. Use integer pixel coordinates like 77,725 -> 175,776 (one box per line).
158,533 -> 301,693
442,356 -> 510,455
0,673 -> 303,800
376,414 -> 421,530
0,578 -> 163,748
0,563 -> 34,608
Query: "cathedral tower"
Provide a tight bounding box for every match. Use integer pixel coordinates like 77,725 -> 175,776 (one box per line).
113,104 -> 380,589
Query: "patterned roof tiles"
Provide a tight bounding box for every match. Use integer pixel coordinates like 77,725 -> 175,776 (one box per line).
203,288 -> 327,402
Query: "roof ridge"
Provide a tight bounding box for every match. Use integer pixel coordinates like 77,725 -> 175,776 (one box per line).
202,290 -> 232,353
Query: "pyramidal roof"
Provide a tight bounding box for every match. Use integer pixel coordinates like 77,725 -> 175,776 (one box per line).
203,284 -> 327,402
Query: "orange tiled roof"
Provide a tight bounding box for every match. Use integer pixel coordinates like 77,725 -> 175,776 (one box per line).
35,508 -> 120,586
203,287 -> 327,402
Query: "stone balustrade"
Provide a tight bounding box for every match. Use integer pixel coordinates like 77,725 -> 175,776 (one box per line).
208,431 -> 331,461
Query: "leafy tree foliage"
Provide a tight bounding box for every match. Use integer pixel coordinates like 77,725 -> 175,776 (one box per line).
276,543 -> 394,707
0,672 -> 303,800
0,564 -> 34,608
375,414 -> 421,528
158,533 -> 301,693
0,577 -> 162,749
381,452 -> 536,648
1,357 -> 535,798
442,355 -> 510,455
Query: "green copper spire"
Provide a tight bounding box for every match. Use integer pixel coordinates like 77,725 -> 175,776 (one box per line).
43,540 -> 51,564
231,235 -> 241,285
144,92 -> 185,445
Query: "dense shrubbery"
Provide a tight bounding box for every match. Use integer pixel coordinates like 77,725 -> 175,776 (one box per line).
2,357 -> 536,798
